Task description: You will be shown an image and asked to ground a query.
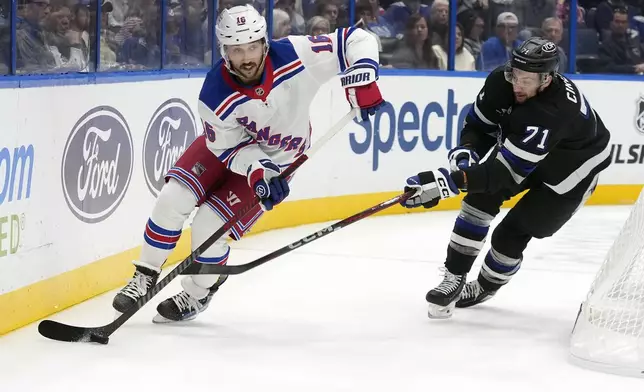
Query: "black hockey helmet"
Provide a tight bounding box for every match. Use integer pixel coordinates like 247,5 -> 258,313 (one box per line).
510,37 -> 559,74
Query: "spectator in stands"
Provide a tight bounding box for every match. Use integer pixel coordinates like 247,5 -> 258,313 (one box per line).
357,0 -> 395,38
16,0 -> 58,73
276,0 -> 305,35
457,0 -> 489,20
107,0 -> 127,28
433,22 -> 476,69
557,0 -> 585,27
119,5 -> 161,68
364,0 -> 387,18
273,8 -> 291,39
541,17 -> 568,72
390,14 -> 438,68
598,8 -> 644,73
100,0 -> 119,69
486,0 -> 520,37
66,4 -> 90,70
462,11 -> 486,58
515,0 -> 557,31
595,0 -> 629,36
44,5 -> 84,71
185,0 -> 209,66
219,0 -> 236,10
429,0 -> 450,44
384,0 -> 431,36
306,15 -> 331,35
477,11 -> 522,70
317,0 -> 339,31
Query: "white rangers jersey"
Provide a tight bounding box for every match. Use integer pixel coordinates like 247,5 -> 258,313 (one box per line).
197,27 -> 379,176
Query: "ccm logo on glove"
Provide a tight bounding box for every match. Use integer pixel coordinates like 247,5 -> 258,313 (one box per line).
437,178 -> 451,198
341,72 -> 371,87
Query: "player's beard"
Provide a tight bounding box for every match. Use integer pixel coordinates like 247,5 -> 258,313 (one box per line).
234,60 -> 264,85
514,92 -> 528,103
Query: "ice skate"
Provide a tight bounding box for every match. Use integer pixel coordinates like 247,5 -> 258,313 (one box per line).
113,263 -> 160,315
426,267 -> 466,319
153,275 -> 228,323
455,280 -> 497,308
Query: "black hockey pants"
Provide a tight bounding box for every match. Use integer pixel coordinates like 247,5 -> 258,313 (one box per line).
444,172 -> 599,291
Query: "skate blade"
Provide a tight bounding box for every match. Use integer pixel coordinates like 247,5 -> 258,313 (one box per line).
152,313 -> 197,324
427,302 -> 456,319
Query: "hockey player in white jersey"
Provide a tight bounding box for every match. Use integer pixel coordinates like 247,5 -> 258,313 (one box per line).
111,5 -> 385,323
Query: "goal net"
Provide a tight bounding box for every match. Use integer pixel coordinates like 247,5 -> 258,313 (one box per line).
569,189 -> 644,377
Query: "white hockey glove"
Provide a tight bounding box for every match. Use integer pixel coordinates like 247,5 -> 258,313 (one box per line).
401,168 -> 460,209
340,62 -> 386,122
448,146 -> 479,173
247,159 -> 290,211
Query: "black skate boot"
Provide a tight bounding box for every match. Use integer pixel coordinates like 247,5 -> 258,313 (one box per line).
153,275 -> 228,323
456,280 -> 497,308
113,263 -> 160,314
426,267 -> 466,319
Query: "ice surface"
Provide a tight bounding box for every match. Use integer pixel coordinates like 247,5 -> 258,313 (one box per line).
0,206 -> 641,391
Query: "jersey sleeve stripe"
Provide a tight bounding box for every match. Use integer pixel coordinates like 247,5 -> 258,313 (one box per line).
499,146 -> 537,176
274,59 -> 303,78
336,28 -> 355,72
504,138 -> 548,163
273,59 -> 305,87
544,143 -> 611,194
473,101 -> 496,125
215,93 -> 251,120
495,151 -> 526,184
220,138 -> 257,169
354,58 -> 380,77
215,92 -> 243,116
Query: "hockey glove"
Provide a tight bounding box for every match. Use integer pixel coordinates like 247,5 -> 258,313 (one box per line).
341,62 -> 385,122
247,159 -> 290,211
401,168 -> 460,209
448,146 -> 479,172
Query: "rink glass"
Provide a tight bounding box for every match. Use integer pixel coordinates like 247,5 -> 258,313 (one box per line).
0,0 -> 631,76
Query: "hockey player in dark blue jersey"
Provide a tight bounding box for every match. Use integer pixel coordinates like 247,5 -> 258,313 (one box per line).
400,37 -> 612,319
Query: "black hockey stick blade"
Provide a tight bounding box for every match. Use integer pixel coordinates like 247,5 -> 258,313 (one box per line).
38,320 -> 110,344
182,190 -> 415,276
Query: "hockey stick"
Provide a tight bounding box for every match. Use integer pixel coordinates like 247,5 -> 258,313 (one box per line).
181,190 -> 415,276
38,109 -> 359,345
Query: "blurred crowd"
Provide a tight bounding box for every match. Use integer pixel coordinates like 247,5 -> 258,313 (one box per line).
1,0 -> 643,75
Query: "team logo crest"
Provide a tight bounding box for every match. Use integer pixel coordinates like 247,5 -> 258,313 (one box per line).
255,87 -> 265,96
542,42 -> 557,53
635,96 -> 644,135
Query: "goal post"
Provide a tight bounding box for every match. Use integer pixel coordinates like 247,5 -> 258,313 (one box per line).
569,188 -> 644,377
